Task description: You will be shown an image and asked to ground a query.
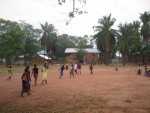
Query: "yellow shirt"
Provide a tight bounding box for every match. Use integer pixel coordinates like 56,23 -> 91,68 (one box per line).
42,67 -> 48,80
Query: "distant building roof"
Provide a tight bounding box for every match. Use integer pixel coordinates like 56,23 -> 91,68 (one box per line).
65,48 -> 100,54
38,54 -> 51,60
37,50 -> 51,60
84,48 -> 100,53
65,48 -> 79,53
37,50 -> 47,55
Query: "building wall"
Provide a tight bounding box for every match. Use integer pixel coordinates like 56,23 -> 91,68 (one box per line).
84,53 -> 99,64
66,53 -> 99,64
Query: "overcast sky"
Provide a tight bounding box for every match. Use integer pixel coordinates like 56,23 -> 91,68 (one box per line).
0,0 -> 150,36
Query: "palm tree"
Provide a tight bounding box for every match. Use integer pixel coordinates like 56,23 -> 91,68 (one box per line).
140,11 -> 150,64
118,21 -> 141,65
94,14 -> 117,64
140,11 -> 150,43
41,22 -> 57,58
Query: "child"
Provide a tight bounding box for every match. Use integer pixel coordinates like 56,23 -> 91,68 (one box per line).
65,64 -> 69,70
74,63 -> 78,74
77,63 -> 81,75
41,63 -> 48,85
70,64 -> 74,79
137,64 -> 142,75
32,64 -> 39,86
21,66 -> 31,97
89,64 -> 93,74
7,65 -> 13,80
59,64 -> 65,79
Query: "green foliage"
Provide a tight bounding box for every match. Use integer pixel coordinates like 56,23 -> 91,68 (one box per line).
0,19 -> 24,64
41,22 -> 57,58
117,21 -> 142,64
77,49 -> 85,62
140,11 -> 150,41
0,18 -> 41,65
94,14 -> 117,64
55,34 -> 76,58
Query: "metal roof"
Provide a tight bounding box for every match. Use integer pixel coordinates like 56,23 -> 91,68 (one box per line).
65,48 -> 79,53
38,54 -> 51,60
65,48 -> 100,53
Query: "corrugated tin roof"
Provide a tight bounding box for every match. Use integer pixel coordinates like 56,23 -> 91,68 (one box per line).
39,54 -> 51,60
65,48 -> 79,53
84,48 -> 100,53
65,48 -> 100,53
37,50 -> 47,55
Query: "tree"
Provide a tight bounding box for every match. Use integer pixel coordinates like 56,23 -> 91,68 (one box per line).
0,19 -> 24,65
140,11 -> 150,64
77,49 -> 85,62
118,21 -> 141,64
94,14 -> 117,64
41,22 -> 57,58
20,22 -> 41,65
55,34 -> 76,58
140,11 -> 150,43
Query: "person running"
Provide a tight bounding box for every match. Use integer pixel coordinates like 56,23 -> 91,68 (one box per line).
32,64 -> 39,86
21,66 -> 31,97
77,63 -> 81,75
89,63 -> 93,74
70,64 -> 74,79
41,63 -> 48,85
74,63 -> 78,74
7,65 -> 13,80
59,64 -> 65,79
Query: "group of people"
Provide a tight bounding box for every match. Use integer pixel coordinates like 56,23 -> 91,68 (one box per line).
59,63 -> 82,79
6,62 -> 94,97
59,63 -> 94,79
21,63 -> 48,97
137,64 -> 150,76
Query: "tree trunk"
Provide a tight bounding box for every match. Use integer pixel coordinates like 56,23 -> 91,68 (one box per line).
122,54 -> 128,66
104,51 -> 111,65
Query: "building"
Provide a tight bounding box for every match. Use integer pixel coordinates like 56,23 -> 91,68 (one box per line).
65,48 -> 100,64
32,50 -> 52,64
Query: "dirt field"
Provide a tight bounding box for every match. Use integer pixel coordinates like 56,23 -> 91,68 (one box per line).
0,65 -> 150,113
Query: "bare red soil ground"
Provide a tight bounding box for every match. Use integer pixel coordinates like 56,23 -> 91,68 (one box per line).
0,65 -> 150,113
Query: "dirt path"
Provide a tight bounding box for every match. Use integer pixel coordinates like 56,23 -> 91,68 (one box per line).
0,65 -> 150,113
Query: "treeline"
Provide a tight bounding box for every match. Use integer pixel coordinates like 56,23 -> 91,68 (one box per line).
0,11 -> 150,65
93,11 -> 150,65
0,20 -> 91,65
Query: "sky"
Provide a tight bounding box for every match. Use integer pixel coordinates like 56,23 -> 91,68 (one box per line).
0,0 -> 150,36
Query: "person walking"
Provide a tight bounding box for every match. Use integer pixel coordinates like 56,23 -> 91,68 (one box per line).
74,63 -> 78,75
21,66 -> 31,97
32,64 -> 39,86
7,65 -> 13,80
70,64 -> 74,79
59,64 -> 65,79
41,63 -> 48,85
89,64 -> 93,74
77,63 -> 81,75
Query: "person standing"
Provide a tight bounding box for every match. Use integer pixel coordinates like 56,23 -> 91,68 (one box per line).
59,64 -> 65,79
65,64 -> 69,71
41,63 -> 48,85
70,64 -> 74,79
77,63 -> 81,75
21,66 -> 31,97
137,64 -> 142,75
74,63 -> 78,75
7,65 -> 13,80
32,64 -> 39,86
89,64 -> 93,74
